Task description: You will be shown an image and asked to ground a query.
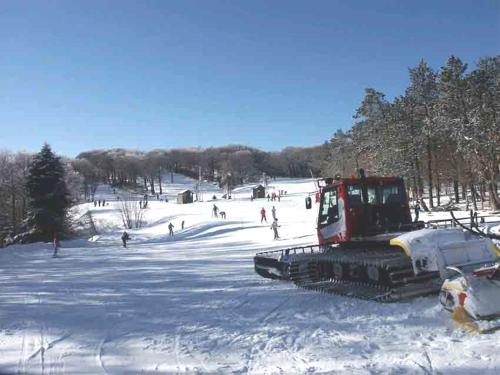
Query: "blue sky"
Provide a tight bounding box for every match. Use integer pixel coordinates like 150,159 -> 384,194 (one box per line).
1,0 -> 499,157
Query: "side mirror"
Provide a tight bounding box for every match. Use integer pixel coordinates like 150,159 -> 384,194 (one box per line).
305,196 -> 312,210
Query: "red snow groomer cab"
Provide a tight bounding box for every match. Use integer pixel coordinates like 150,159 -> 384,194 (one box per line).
316,175 -> 413,245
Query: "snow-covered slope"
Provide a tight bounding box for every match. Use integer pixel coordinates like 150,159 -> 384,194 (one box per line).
0,176 -> 498,374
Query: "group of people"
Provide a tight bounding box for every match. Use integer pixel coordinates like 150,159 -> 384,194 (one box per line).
267,192 -> 280,202
154,192 -> 170,202
120,191 -> 286,248
260,206 -> 278,221
93,199 -> 106,207
260,206 -> 280,239
168,220 -> 185,236
212,204 -> 227,219
121,219 -> 185,248
267,190 -> 288,202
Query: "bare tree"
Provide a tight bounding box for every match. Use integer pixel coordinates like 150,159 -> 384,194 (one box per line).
119,195 -> 144,229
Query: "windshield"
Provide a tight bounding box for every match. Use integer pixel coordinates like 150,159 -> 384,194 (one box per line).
381,184 -> 404,205
347,182 -> 404,206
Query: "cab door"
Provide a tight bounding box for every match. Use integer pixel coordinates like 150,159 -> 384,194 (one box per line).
317,186 -> 346,244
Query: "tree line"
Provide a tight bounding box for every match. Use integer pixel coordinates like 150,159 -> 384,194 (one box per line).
74,145 -> 328,197
1,55 -> 498,244
322,55 -> 500,210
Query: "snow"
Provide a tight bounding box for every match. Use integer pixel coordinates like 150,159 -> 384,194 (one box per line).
0,175 -> 499,374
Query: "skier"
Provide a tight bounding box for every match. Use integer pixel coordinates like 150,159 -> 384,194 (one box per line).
260,207 -> 267,223
270,219 -> 280,240
213,204 -> 219,218
414,201 -> 420,222
98,200 -> 101,207
181,220 -> 185,230
53,233 -> 60,257
271,206 -> 277,220
93,201 -> 97,207
220,211 -> 226,219
121,231 -> 130,248
168,222 -> 174,237
102,199 -> 106,206
267,194 -> 270,202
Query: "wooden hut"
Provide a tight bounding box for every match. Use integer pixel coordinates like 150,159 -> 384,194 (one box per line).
177,189 -> 194,204
252,185 -> 266,199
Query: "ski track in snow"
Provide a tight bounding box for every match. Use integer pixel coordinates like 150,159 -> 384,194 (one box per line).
96,335 -> 108,375
0,175 -> 499,374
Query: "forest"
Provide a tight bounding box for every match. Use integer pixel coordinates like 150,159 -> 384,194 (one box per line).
0,55 -> 499,243
324,56 -> 500,211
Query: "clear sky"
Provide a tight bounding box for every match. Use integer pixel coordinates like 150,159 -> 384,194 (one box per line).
1,0 -> 499,157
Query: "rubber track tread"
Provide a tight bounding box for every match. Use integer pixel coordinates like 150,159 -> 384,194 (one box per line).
288,246 -> 442,302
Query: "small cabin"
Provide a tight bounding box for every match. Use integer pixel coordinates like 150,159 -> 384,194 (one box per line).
252,185 -> 266,199
177,189 -> 194,204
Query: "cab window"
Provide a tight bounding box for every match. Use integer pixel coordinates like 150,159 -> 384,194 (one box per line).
319,189 -> 339,225
382,184 -> 403,205
347,184 -> 364,207
347,184 -> 377,206
367,186 -> 377,204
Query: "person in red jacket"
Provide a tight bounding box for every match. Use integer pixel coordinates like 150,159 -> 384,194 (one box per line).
260,207 -> 267,223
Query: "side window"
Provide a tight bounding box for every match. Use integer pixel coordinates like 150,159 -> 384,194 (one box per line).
348,184 -> 377,205
319,189 -> 339,225
382,184 -> 403,205
367,186 -> 377,204
347,184 -> 363,207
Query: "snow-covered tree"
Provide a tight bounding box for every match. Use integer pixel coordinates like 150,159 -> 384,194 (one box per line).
25,144 -> 70,242
466,56 -> 500,209
406,60 -> 439,207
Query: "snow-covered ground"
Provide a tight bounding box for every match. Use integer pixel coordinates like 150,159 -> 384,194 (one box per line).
1,176 -> 499,374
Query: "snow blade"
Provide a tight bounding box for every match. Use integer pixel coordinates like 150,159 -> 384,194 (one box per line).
254,245 -> 323,280
451,307 -> 500,334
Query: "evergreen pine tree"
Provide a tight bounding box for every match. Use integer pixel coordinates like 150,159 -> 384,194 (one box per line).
25,144 -> 70,242
406,60 -> 439,208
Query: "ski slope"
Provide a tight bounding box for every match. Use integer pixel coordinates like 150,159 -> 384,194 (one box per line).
0,176 -> 499,374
